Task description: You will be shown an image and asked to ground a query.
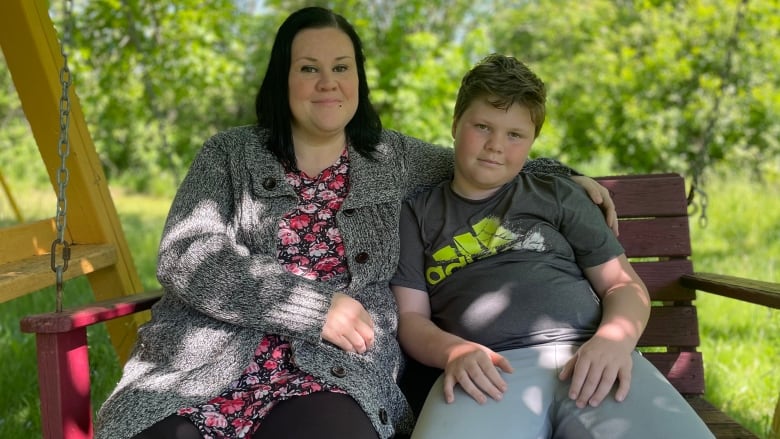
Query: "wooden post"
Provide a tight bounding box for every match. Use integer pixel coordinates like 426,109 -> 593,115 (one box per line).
0,171 -> 24,223
0,0 -> 147,362
772,393 -> 779,439
18,291 -> 163,439
35,330 -> 94,439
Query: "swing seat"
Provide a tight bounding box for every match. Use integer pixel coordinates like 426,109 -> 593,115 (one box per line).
20,173 -> 780,439
0,219 -> 118,303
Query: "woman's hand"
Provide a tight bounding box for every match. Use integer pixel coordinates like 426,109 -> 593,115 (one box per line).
571,175 -> 619,236
322,292 -> 375,353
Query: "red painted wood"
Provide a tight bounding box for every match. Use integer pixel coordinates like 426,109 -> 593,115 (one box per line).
36,330 -> 93,439
617,217 -> 692,258
633,259 -> 695,301
686,396 -> 760,438
595,174 -> 688,218
681,273 -> 780,309
644,352 -> 705,395
21,292 -> 162,439
20,291 -> 162,334
638,306 -> 700,347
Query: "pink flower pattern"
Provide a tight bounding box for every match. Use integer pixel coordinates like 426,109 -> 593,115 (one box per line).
276,150 -> 350,282
177,150 -> 350,438
179,335 -> 345,438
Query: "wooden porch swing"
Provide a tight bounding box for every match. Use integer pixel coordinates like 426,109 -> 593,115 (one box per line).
0,1 -> 159,437
1,1 -> 778,438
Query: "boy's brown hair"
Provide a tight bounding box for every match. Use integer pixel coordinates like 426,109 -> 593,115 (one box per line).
453,54 -> 547,137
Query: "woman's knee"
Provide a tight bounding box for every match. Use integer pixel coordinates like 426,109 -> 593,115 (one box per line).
253,392 -> 378,439
131,414 -> 202,439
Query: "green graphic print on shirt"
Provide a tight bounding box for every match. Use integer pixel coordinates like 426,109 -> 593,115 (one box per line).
426,215 -> 544,286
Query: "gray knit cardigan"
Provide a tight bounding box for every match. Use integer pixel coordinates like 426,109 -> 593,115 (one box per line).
95,125 -> 569,439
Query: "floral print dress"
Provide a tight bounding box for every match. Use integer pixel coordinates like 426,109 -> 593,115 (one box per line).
179,149 -> 352,438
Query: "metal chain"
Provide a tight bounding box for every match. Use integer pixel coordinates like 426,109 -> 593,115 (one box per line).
687,180 -> 709,228
686,0 -> 748,228
51,0 -> 75,313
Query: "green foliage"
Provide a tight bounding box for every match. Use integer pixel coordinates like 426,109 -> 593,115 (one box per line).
4,1 -> 778,190
50,0 -> 266,190
690,165 -> 780,438
491,0 -> 780,181
0,186 -> 168,438
2,2 -> 778,436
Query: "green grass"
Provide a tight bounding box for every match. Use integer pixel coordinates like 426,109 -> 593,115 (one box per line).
688,170 -> 780,438
1,170 -> 778,438
0,187 -> 170,437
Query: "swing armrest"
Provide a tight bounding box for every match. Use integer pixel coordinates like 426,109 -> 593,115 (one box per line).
19,290 -> 162,439
680,273 -> 780,309
19,290 -> 163,334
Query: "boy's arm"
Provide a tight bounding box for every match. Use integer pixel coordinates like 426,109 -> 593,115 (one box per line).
524,158 -> 618,235
393,285 -> 513,404
571,176 -> 619,235
559,255 -> 650,408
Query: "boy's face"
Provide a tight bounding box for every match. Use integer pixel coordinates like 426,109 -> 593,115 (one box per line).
451,96 -> 537,199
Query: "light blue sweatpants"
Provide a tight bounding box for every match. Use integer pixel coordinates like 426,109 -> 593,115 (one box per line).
411,344 -> 714,439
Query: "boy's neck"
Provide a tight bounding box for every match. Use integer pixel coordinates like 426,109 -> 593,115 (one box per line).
449,177 -> 504,200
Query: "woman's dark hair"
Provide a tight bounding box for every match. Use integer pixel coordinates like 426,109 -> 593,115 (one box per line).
255,7 -> 382,170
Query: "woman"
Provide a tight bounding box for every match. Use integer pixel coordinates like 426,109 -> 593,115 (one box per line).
96,7 -> 615,439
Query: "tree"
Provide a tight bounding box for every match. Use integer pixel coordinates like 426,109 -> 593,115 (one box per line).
62,0 -> 266,191
3,0 -> 777,192
266,0 -> 495,144
491,0 -> 780,183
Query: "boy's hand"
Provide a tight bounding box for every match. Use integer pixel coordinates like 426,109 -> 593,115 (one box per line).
558,336 -> 633,408
443,343 -> 514,404
322,292 -> 375,353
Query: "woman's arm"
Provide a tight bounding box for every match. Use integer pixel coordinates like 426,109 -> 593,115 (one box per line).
156,134 -> 336,343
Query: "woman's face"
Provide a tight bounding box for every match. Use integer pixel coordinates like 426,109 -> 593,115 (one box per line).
288,27 -> 359,142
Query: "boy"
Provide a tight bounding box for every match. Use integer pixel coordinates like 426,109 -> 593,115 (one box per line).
390,54 -> 713,438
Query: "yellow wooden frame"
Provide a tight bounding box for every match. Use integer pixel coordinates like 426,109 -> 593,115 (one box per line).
0,0 -> 148,363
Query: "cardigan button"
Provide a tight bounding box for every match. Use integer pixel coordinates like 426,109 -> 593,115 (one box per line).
330,365 -> 347,378
342,208 -> 356,216
262,177 -> 276,190
354,252 -> 369,264
379,408 -> 389,424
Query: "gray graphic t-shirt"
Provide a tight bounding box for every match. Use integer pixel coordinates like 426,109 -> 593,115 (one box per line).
391,173 -> 624,351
